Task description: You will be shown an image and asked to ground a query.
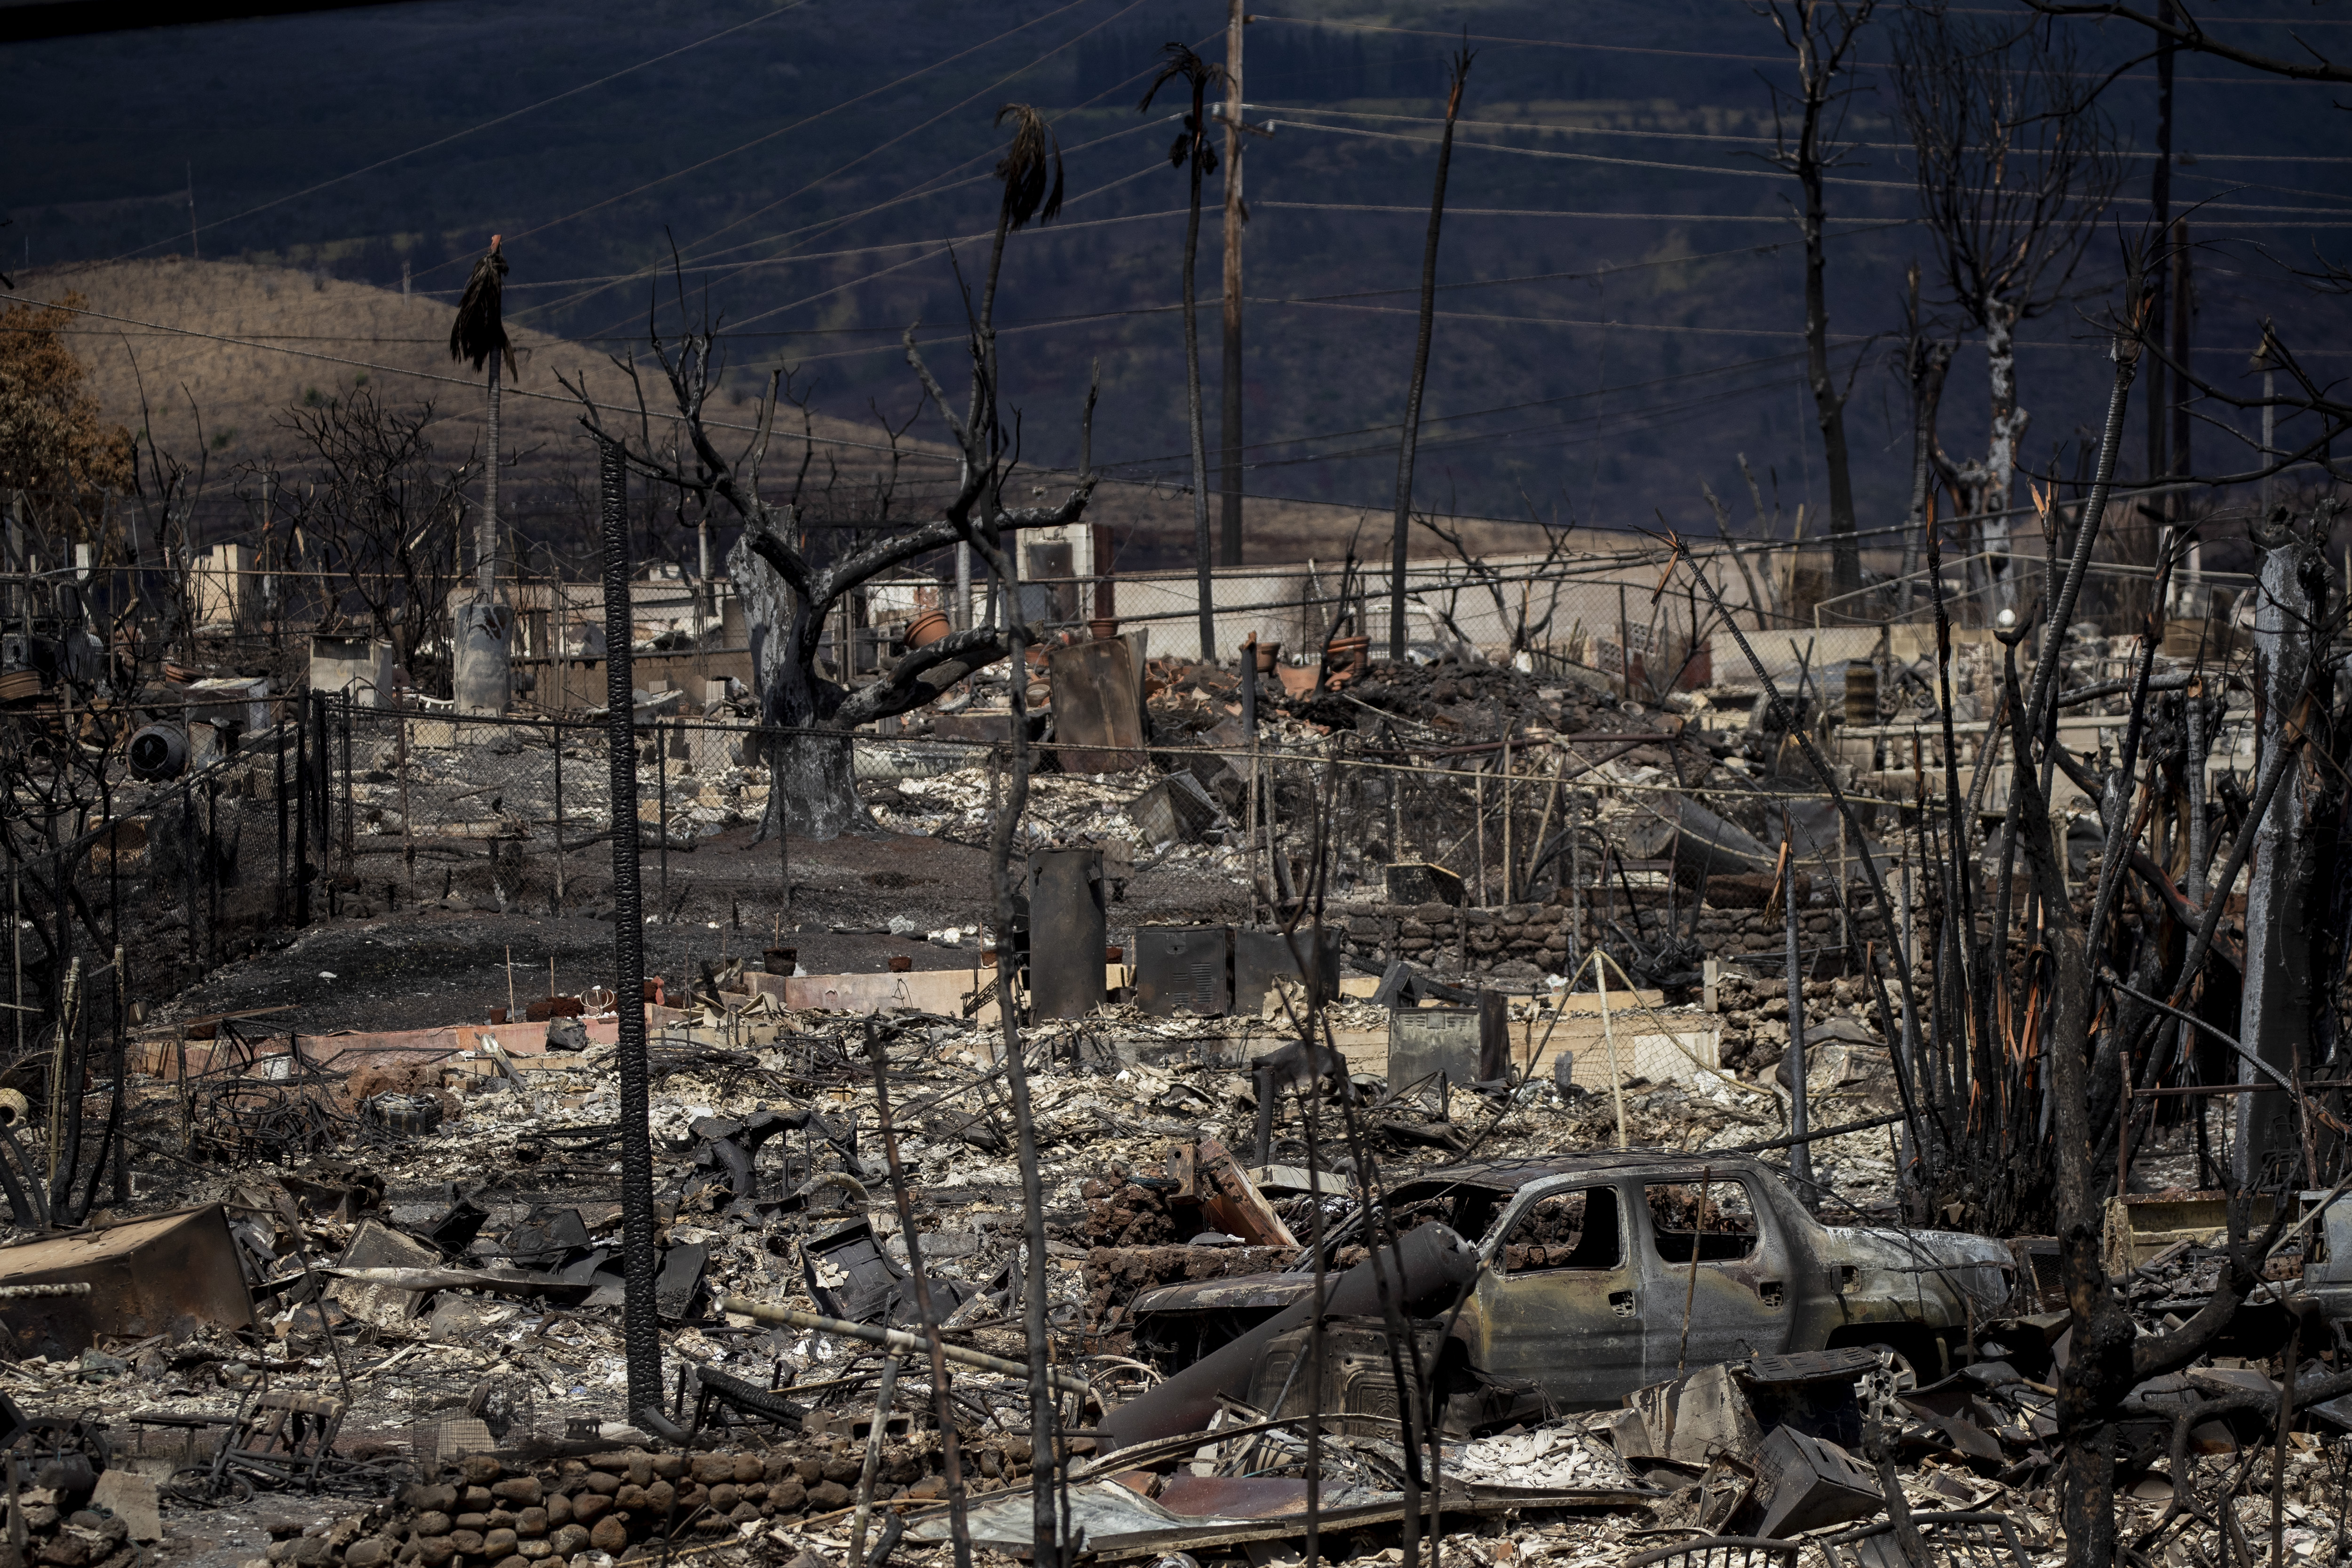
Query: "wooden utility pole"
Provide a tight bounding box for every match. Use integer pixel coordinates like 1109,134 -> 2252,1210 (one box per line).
1219,0 -> 1247,565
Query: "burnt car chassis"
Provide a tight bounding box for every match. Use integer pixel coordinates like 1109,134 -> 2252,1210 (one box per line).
1103,1153 -> 2013,1448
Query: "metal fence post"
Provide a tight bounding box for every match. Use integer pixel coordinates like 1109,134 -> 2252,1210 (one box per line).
397,701 -> 413,908
596,433 -> 662,1421
184,777 -> 201,955
312,692 -> 333,913
206,779 -> 219,968
340,691 -> 355,871
552,719 -> 566,916
293,707 -> 309,931
657,718 -> 669,920
275,705 -> 288,922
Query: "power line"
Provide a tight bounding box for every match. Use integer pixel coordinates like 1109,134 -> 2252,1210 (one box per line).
1276,103 -> 2352,167
14,222 -> 1913,346
1271,113 -> 2352,213
94,0 -> 813,268
688,159 -> 1171,335
543,0 -> 1151,333
562,20 -> 1230,339
1256,199 -> 2352,230
1251,12 -> 2350,85
422,0 -> 1107,287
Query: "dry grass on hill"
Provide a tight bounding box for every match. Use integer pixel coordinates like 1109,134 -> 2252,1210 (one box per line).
24,257 -> 1526,563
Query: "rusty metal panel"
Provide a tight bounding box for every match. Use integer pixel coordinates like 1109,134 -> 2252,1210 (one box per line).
1134,925 -> 1231,1017
1048,638 -> 1147,772
0,1204 -> 253,1358
1231,926 -> 1343,1015
1154,1475 -> 1312,1519
1029,847 -> 1108,1021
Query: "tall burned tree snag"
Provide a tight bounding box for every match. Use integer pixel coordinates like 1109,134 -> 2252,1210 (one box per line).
449,236 -> 516,715
1142,45 -> 1226,662
1894,7 -> 2119,614
2235,508 -> 2336,1185
1756,0 -> 1875,601
567,308 -> 1095,842
1897,264 -> 1954,614
1389,46 -> 1471,662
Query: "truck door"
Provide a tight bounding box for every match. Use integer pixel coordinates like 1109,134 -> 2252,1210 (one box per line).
1637,1175 -> 1796,1379
1462,1184 -> 1648,1409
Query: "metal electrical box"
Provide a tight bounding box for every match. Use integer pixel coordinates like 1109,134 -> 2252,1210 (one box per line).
1027,847 -> 1107,1021
1231,927 -> 1343,1015
1386,992 -> 1510,1090
1134,925 -> 1233,1017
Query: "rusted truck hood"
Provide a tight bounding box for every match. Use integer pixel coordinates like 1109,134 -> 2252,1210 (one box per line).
1817,1223 -> 2013,1327
1131,1271 -> 1317,1317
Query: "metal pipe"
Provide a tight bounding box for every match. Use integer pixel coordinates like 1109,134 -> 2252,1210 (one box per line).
1092,1222 -> 1475,1454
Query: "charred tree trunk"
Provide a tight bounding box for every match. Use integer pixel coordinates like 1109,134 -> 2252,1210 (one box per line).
1899,318 -> 1953,616
1181,79 -> 1216,664
2235,512 -> 2332,1184
731,531 -> 861,842
1801,150 -> 1863,601
1981,296 -> 2027,614
1388,52 -> 1470,663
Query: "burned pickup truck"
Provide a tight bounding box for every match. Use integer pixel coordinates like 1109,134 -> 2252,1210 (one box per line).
1113,1153 -> 2011,1440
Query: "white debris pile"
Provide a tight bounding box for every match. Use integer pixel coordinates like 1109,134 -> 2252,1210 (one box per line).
1447,1419 -> 1641,1492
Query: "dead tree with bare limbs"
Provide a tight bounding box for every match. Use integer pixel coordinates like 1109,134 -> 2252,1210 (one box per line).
1894,6 -> 2122,613
565,308 -> 1095,841
1755,0 -> 1877,601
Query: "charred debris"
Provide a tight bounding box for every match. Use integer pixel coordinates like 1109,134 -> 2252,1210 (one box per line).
5,426 -> 2352,1568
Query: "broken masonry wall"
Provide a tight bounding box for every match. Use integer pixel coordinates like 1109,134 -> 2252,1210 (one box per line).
1330,894 -> 1899,978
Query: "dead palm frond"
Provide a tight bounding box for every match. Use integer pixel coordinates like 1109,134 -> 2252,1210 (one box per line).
448,235 -> 515,378
1139,44 -> 1224,174
993,103 -> 1064,233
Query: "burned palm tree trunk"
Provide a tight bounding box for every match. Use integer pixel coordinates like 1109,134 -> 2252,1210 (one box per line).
450,237 -> 515,715
1388,48 -> 1471,663
1143,46 -> 1226,662
597,436 -> 662,1421
973,107 -> 1064,621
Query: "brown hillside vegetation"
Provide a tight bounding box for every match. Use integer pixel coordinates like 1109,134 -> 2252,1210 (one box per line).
21,258 -> 1524,564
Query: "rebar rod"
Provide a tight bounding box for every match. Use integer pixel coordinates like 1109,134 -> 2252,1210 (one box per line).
598,436 -> 662,1420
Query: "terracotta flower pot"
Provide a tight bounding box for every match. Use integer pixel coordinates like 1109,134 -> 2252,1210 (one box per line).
1253,641 -> 1283,673
906,609 -> 952,649
1089,617 -> 1122,641
888,955 -> 914,973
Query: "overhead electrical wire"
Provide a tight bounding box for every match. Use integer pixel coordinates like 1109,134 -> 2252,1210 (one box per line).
1250,12 -> 2350,84
415,0 -> 1108,287
542,0 -> 1153,333
1268,114 -> 2352,214
1277,103 -> 2352,167
94,0 -> 815,267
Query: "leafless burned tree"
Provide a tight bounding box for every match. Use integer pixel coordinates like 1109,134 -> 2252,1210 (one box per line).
277,389 -> 474,699
1893,5 -> 2122,614
1754,0 -> 1877,601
